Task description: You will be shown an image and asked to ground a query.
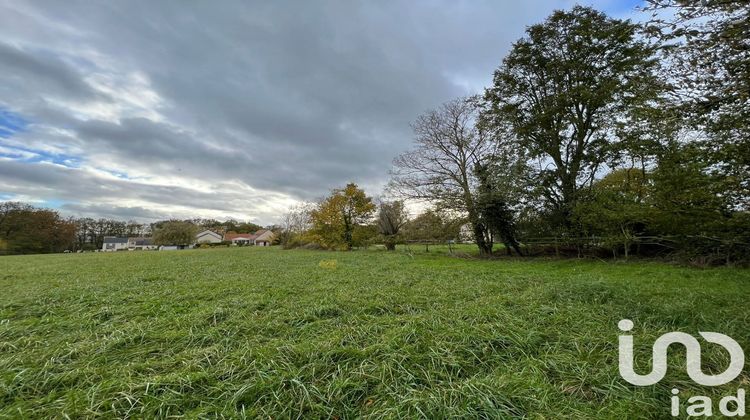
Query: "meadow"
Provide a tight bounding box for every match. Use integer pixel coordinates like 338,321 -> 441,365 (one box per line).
1,246 -> 749,418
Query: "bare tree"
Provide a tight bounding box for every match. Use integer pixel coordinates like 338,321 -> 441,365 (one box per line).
389,96 -> 496,255
279,203 -> 313,248
376,200 -> 408,251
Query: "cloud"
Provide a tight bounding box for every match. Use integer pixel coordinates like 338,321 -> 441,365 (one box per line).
0,0 -> 642,223
0,41 -> 102,101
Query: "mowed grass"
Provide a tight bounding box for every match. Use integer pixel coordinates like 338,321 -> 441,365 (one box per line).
1,247 -> 749,418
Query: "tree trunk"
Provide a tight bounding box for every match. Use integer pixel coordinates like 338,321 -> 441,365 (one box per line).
471,220 -> 492,256
343,226 -> 353,250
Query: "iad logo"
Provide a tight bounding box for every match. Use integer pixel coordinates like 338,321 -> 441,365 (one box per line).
618,319 -> 744,386
617,319 -> 746,417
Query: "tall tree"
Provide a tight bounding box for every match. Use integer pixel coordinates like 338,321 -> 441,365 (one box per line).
309,183 -> 375,250
390,96 -> 497,255
484,6 -> 662,228
376,200 -> 408,251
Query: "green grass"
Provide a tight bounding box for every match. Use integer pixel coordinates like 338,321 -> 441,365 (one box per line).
1,247 -> 749,418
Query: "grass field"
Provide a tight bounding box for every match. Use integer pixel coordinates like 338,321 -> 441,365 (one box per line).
1,247 -> 749,418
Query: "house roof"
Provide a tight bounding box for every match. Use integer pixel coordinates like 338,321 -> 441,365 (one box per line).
254,230 -> 273,240
196,230 -> 221,238
129,237 -> 153,246
103,236 -> 128,244
225,230 -> 273,241
225,232 -> 254,241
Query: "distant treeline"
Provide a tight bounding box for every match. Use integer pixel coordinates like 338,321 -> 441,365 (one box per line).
0,202 -> 267,255
0,202 -> 76,255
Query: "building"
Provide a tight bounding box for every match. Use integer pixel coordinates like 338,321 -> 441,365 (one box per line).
253,229 -> 274,246
224,232 -> 254,245
159,245 -> 182,251
102,237 -> 128,251
127,237 -> 157,250
224,229 -> 275,246
195,230 -> 223,244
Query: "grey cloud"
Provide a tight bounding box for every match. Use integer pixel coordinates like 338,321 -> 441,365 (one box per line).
0,159 -> 286,222
0,0 -> 604,223
0,41 -> 100,101
60,203 -> 166,221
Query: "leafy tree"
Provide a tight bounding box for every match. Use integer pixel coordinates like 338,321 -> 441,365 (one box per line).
236,222 -> 263,234
309,183 -> 375,250
645,0 -> 749,208
390,96 -> 496,255
475,163 -> 522,256
0,202 -> 76,254
376,200 -> 408,251
74,217 -> 93,250
402,210 -> 458,252
484,6 -> 663,228
648,142 -> 732,236
218,219 -> 240,233
152,220 -> 198,246
352,224 -> 378,249
572,169 -> 651,257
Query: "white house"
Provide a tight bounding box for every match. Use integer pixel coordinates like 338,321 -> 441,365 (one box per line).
102,237 -> 128,251
224,233 -> 253,245
224,229 -> 275,246
127,237 -> 158,250
195,230 -> 223,244
253,229 -> 274,246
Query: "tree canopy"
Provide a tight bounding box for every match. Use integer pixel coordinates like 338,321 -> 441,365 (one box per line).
152,221 -> 199,246
485,6 -> 663,227
376,200 -> 408,251
0,202 -> 76,255
309,183 -> 376,250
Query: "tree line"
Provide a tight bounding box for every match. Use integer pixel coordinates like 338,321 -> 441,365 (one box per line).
284,3 -> 749,265
0,202 -> 268,255
277,184 -> 466,252
0,202 -> 77,255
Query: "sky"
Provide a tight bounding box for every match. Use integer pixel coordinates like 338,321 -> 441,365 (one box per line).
0,0 -> 643,225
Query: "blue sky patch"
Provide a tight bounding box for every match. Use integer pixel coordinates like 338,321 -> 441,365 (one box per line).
0,108 -> 30,138
42,199 -> 67,209
0,145 -> 82,168
24,149 -> 82,168
0,108 -> 83,168
603,0 -> 644,14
